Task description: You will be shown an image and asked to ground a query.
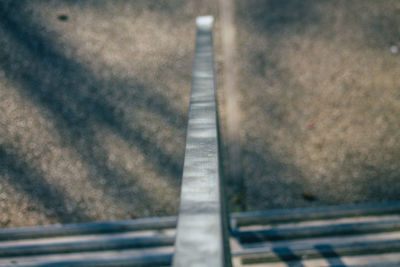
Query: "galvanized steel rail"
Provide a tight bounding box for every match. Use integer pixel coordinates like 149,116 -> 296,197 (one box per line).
173,16 -> 232,267
231,201 -> 400,227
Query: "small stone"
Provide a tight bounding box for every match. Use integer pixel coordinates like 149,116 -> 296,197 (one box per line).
302,192 -> 317,201
57,14 -> 68,21
390,45 -> 398,54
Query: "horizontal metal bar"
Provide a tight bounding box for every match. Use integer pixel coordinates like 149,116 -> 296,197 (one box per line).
245,252 -> 400,267
233,217 -> 400,243
0,217 -> 176,241
349,262 -> 400,267
235,240 -> 400,264
173,16 -> 231,267
0,248 -> 173,267
233,231 -> 400,264
0,232 -> 174,257
232,201 -> 400,227
1,202 -> 399,242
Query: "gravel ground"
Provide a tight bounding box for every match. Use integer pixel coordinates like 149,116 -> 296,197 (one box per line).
0,0 -> 218,227
1,0 -> 400,228
235,0 -> 400,210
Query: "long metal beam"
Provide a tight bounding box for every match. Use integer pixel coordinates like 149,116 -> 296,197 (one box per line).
232,201 -> 400,227
2,201 -> 400,241
0,232 -> 174,257
233,232 -> 400,264
0,217 -> 176,241
173,16 -> 232,267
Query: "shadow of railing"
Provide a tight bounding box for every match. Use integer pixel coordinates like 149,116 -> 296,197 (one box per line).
315,244 -> 347,267
273,246 -> 305,267
0,146 -> 92,223
0,2 -> 187,220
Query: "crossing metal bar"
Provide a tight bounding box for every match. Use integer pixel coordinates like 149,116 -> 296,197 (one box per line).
173,16 -> 232,267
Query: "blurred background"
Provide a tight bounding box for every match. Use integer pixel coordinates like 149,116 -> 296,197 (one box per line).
0,0 -> 399,228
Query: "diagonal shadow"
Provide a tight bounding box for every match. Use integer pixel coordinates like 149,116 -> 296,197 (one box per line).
235,0 -> 400,210
0,146 -> 92,223
236,0 -> 320,35
0,2 -> 188,219
241,144 -> 312,210
272,246 -> 305,267
315,244 -> 347,267
230,0 -> 325,211
0,3 -> 185,184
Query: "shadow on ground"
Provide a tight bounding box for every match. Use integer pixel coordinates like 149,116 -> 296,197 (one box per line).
0,0 -> 218,227
235,0 -> 400,210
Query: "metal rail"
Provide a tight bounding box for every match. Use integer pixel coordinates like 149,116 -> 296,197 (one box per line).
233,233 -> 400,264
232,201 -> 400,227
0,217 -> 176,241
172,16 -> 232,267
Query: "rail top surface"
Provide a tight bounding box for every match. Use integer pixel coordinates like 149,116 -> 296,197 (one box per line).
172,16 -> 231,267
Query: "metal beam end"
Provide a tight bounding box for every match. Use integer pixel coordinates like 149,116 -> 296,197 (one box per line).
196,16 -> 214,29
